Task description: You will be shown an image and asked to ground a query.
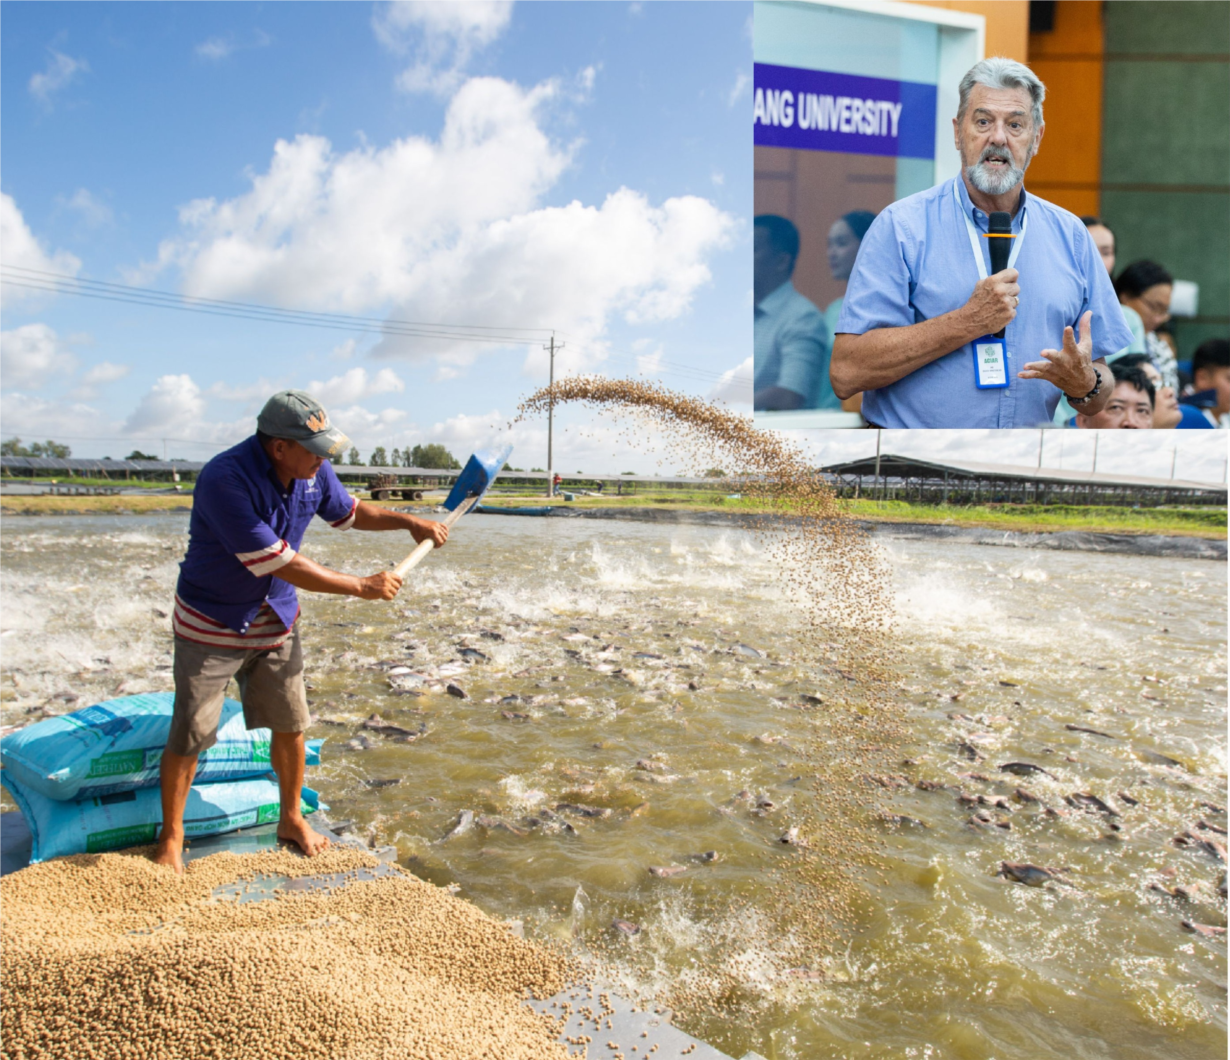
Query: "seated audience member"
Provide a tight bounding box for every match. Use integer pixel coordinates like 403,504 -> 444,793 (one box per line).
1114,354 -> 1210,429
1114,260 -> 1177,391
824,210 -> 877,343
754,215 -> 831,411
1181,338 -> 1230,428
1080,216 -> 1117,277
1069,361 -> 1154,429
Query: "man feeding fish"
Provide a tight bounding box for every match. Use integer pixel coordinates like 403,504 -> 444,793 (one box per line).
154,391 -> 448,874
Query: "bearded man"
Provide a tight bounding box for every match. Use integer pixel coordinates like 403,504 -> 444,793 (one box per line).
829,57 -> 1132,428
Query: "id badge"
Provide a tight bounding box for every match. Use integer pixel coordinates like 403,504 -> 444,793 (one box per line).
973,337 -> 1009,389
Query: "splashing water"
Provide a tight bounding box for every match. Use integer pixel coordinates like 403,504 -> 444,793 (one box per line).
517,378 -> 907,1018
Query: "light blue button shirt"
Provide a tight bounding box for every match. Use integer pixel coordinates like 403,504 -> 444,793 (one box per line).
754,280 -> 838,409
836,176 -> 1134,428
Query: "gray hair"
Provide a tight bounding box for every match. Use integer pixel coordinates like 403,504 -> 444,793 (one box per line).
958,57 -> 1045,131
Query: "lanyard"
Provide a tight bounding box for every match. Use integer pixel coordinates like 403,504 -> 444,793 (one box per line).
954,178 -> 1027,281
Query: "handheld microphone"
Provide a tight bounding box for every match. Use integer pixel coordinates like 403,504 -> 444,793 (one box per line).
989,210 -> 1013,339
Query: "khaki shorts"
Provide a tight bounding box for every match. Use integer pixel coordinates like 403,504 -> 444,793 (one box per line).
168,627 -> 310,757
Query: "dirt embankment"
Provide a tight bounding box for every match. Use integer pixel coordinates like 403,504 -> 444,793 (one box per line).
483,505 -> 1229,560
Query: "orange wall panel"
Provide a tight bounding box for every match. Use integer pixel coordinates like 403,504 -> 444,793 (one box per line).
906,1 -> 1030,62
1029,0 -> 1103,58
1026,0 -> 1106,217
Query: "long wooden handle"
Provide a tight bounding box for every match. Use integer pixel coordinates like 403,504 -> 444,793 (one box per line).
391,495 -> 480,579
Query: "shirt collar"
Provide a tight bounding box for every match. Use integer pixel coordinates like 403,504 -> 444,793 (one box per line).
955,174 -> 1028,231
755,279 -> 796,314
246,434 -> 291,496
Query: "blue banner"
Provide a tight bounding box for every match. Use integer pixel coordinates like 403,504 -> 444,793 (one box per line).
753,63 -> 936,160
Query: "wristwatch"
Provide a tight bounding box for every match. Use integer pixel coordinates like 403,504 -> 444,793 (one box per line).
1067,368 -> 1102,406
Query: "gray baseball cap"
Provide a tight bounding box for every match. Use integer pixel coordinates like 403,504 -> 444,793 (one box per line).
256,390 -> 350,459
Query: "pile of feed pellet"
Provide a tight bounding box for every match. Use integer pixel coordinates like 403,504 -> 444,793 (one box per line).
1,846 -> 571,1059
519,379 -> 903,1021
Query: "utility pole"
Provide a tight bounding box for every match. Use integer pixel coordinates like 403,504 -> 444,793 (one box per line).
874,428 -> 882,502
1171,447 -> 1177,480
544,333 -> 563,497
1037,428 -> 1043,469
1091,432 -> 1098,474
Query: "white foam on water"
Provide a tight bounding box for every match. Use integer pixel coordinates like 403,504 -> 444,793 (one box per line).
894,576 -> 1001,634
498,774 -> 549,811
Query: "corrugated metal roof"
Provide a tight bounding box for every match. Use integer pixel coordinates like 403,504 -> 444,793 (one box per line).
0,457 -> 714,486
820,453 -> 1227,493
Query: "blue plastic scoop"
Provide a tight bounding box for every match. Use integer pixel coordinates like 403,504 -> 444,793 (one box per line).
392,444 -> 512,578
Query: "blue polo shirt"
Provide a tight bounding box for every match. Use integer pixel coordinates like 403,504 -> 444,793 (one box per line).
176,436 -> 358,635
837,176 -> 1134,428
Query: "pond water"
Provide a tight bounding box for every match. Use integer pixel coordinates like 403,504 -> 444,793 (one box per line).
1,512 -> 1225,1059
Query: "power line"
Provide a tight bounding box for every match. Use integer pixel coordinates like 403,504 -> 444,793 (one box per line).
0,265 -> 551,346
1,264 -> 745,386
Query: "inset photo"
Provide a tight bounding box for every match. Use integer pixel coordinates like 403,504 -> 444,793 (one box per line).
753,0 -> 1229,429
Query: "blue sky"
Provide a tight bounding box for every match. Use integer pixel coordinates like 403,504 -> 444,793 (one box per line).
1,1 -> 754,468
1,1 -> 1225,483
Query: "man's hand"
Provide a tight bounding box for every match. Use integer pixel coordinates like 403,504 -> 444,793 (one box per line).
963,268 -> 1019,335
410,518 -> 448,548
1019,310 -> 1097,397
356,571 -> 403,600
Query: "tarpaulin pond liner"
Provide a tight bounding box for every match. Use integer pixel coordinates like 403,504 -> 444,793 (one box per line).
0,692 -> 321,800
0,772 -> 324,863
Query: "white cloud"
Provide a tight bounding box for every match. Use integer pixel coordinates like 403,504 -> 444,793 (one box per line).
0,193 -> 82,306
373,1 -> 513,95
728,71 -> 750,108
58,188 -> 113,227
711,171 -> 725,187
207,378 -> 288,404
0,324 -> 78,389
147,76 -> 735,380
158,78 -> 568,307
196,37 -> 234,61
635,346 -> 664,376
80,361 -> 130,386
373,187 -> 734,378
28,49 -> 88,105
70,361 -> 131,400
305,367 -> 405,407
331,338 -> 358,361
124,374 -> 206,435
195,29 -> 272,62
709,356 -> 753,407
0,392 -> 116,446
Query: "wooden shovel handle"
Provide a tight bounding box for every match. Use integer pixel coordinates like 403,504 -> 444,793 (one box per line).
391,495 -> 480,579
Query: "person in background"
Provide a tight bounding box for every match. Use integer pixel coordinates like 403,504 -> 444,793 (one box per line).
754,214 -> 832,411
1080,216 -> 1117,277
1182,338 -> 1230,428
1050,216 -> 1137,426
823,210 -> 877,344
1114,353 -> 1210,429
1114,260 -> 1177,392
1068,361 -> 1154,429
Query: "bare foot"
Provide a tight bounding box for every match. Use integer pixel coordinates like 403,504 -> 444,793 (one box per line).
278,815 -> 331,857
152,833 -> 185,875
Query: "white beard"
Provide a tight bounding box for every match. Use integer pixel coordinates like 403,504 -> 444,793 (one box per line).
967,158 -> 1026,196
966,147 -> 1028,196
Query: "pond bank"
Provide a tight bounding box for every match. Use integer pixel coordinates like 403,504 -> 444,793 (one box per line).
3,495 -> 1223,558
482,505 -> 1229,560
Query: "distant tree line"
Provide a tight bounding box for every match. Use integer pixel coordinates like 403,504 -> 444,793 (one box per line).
1,438 -> 72,458
345,443 -> 461,469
